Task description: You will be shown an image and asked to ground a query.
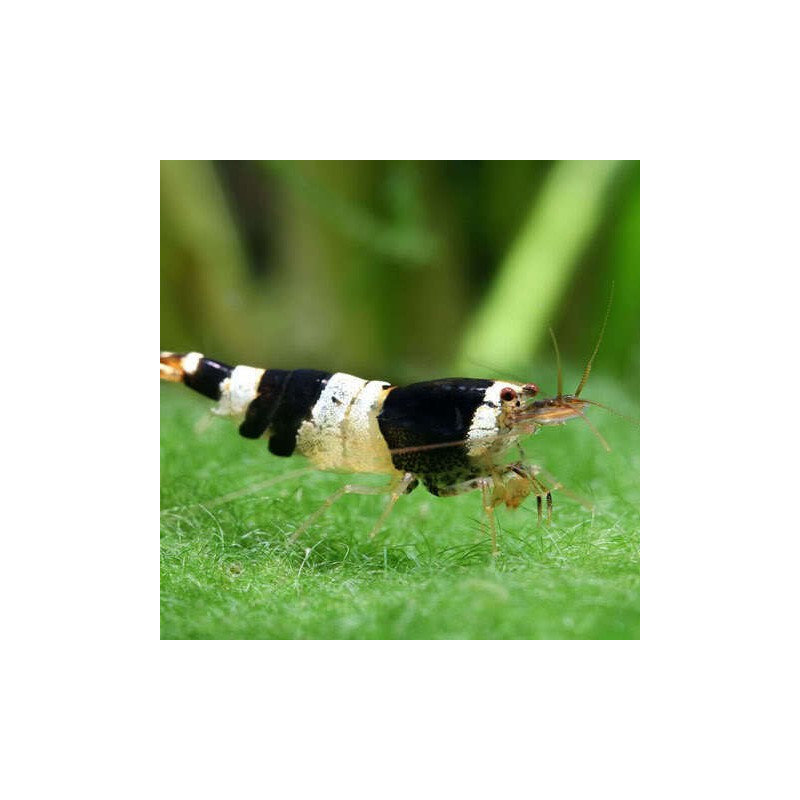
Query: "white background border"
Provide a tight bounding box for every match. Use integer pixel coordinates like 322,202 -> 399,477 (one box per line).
3,2 -> 797,797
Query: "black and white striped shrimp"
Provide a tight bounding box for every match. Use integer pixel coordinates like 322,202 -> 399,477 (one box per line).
160,332 -> 610,555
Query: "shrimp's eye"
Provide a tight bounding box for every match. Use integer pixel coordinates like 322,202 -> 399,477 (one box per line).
500,387 -> 518,402
523,383 -> 539,396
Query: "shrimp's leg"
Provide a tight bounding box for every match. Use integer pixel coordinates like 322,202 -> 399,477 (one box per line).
435,476 -> 501,555
368,473 -> 418,539
507,462 -> 556,522
479,479 -> 499,556
291,472 -> 415,542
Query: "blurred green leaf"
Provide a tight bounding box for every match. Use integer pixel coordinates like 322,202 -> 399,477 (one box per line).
455,160 -> 622,374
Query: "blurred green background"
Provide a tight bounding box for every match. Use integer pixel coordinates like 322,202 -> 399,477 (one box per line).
160,160 -> 639,392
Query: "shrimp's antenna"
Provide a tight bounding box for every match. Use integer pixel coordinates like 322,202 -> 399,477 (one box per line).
549,328 -> 563,399
572,406 -> 612,452
575,283 -> 614,398
580,398 -> 640,428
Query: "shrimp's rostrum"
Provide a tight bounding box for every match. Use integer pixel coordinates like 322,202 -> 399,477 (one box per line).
160,351 -> 597,554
